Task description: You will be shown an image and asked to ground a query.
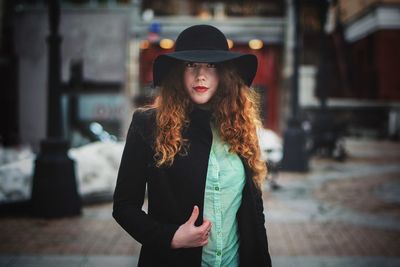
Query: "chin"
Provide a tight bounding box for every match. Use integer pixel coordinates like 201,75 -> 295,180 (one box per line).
191,97 -> 210,105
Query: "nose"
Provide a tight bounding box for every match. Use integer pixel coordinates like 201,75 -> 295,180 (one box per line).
195,65 -> 207,81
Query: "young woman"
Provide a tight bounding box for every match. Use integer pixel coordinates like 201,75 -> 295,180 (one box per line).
113,25 -> 272,267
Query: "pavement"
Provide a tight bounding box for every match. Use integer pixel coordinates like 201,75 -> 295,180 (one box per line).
0,137 -> 399,267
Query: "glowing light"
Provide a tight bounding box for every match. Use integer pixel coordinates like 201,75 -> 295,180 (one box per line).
227,39 -> 234,49
198,10 -> 211,20
140,40 -> 150,50
248,39 -> 263,50
159,39 -> 174,49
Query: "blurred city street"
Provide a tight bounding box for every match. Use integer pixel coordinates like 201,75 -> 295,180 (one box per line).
1,0 -> 399,266
0,136 -> 399,267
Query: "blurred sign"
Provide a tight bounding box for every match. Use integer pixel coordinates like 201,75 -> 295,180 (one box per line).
78,94 -> 128,121
148,22 -> 161,42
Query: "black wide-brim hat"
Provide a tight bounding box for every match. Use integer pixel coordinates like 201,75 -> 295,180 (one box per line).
153,24 -> 258,87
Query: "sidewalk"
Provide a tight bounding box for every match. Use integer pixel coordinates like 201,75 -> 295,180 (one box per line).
1,137 -> 399,267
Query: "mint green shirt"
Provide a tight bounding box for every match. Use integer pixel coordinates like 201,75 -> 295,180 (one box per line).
201,125 -> 246,267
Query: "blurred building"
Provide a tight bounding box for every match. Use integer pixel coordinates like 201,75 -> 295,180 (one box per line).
1,0 -> 399,151
299,0 -> 400,139
338,0 -> 400,138
2,0 -> 287,151
6,0 -> 134,151
0,0 -> 19,147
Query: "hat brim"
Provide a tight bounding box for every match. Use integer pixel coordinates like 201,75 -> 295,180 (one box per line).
153,50 -> 257,87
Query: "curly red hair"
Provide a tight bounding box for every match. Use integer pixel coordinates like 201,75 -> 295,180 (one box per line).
149,62 -> 267,189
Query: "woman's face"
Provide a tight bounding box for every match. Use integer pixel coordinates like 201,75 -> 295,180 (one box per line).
183,62 -> 219,108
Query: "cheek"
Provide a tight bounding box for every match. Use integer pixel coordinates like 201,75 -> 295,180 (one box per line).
211,75 -> 219,92
214,77 -> 219,88
211,71 -> 219,84
183,72 -> 193,91
210,86 -> 218,98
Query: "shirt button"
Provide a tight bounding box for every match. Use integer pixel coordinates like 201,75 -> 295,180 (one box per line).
214,186 -> 219,191
216,251 -> 221,256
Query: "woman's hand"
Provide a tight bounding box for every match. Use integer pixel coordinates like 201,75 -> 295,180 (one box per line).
171,205 -> 212,249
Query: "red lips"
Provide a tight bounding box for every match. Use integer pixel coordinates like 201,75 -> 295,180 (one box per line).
193,86 -> 208,93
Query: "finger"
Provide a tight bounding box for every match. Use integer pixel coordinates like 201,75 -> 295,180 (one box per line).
206,226 -> 212,235
199,239 -> 209,247
187,205 -> 199,225
204,219 -> 212,230
198,219 -> 211,232
203,218 -> 211,225
202,228 -> 211,239
200,227 -> 211,240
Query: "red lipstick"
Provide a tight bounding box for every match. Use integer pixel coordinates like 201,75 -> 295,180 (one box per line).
193,86 -> 208,93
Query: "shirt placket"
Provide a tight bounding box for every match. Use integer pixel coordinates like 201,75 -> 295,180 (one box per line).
210,145 -> 223,267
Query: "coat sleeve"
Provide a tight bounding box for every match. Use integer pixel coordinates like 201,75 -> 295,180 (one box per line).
112,111 -> 180,249
254,186 -> 272,266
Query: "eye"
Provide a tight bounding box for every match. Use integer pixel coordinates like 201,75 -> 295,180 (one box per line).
185,62 -> 196,68
207,63 -> 216,68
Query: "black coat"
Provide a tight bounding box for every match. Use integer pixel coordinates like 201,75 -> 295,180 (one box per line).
113,108 -> 272,267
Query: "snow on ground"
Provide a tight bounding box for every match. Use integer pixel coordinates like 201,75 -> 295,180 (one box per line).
0,142 -> 124,203
68,141 -> 124,196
